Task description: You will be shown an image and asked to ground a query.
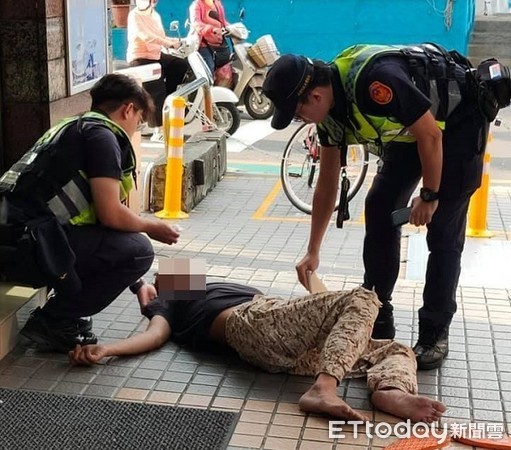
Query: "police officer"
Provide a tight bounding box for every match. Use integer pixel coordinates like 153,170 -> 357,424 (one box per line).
0,74 -> 180,352
262,45 -> 493,370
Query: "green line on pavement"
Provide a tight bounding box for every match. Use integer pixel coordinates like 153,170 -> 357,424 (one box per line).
227,162 -> 280,175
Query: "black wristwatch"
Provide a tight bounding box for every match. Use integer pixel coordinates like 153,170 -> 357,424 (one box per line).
420,187 -> 439,202
129,279 -> 145,294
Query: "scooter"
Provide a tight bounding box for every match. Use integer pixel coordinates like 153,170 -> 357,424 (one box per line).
226,22 -> 277,120
167,21 -> 240,135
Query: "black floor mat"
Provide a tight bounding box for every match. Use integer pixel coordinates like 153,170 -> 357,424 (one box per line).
0,388 -> 238,450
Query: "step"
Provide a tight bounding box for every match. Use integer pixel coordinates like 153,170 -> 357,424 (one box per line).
473,14 -> 511,32
470,30 -> 511,44
0,285 -> 46,360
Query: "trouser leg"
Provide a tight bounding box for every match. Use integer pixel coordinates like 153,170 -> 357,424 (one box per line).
350,339 -> 418,394
420,192 -> 472,327
225,288 -> 380,382
43,226 -> 154,319
160,53 -> 190,95
130,58 -> 166,127
198,47 -> 215,74
362,144 -> 422,304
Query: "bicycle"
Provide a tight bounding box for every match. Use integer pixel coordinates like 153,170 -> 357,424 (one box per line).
280,123 -> 369,214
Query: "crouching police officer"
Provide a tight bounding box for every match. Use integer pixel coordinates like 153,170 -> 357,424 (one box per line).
0,74 -> 180,352
262,44 -> 510,370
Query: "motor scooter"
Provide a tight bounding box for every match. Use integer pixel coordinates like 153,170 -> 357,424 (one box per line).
225,22 -> 278,120
167,21 -> 240,135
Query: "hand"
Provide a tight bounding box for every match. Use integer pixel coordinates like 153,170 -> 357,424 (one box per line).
137,283 -> 157,313
146,221 -> 180,245
164,38 -> 181,49
212,27 -> 224,37
409,196 -> 439,226
68,344 -> 108,366
296,252 -> 320,292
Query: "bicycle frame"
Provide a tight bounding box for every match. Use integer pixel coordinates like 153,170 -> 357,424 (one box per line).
280,123 -> 369,215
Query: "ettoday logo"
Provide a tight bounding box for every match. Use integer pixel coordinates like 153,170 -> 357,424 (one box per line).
328,420 -> 506,444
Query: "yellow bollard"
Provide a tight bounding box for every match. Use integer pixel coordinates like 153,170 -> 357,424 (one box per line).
466,150 -> 492,238
155,95 -> 189,219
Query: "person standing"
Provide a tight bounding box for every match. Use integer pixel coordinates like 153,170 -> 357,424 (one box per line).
262,45 -> 501,370
127,0 -> 189,140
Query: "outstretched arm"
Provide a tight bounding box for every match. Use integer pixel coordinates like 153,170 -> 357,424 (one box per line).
69,315 -> 171,365
296,144 -> 341,291
69,284 -> 171,365
90,177 -> 180,245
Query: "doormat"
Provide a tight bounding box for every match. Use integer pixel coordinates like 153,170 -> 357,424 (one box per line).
0,388 -> 238,450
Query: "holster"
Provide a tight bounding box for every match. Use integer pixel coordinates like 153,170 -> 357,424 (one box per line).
0,216 -> 82,294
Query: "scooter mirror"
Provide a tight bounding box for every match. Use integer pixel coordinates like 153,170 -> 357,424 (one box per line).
239,8 -> 245,20
169,20 -> 180,32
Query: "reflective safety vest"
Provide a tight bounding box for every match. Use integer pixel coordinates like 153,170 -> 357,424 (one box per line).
0,111 -> 136,225
318,43 -> 467,156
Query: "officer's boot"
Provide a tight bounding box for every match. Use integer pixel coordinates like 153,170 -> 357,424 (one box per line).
371,300 -> 395,339
413,321 -> 449,370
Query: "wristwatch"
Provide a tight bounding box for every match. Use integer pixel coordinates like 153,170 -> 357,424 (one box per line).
129,279 -> 145,294
420,187 -> 439,202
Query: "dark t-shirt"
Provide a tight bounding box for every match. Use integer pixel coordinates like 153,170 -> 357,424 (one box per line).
60,120 -> 124,181
142,282 -> 263,350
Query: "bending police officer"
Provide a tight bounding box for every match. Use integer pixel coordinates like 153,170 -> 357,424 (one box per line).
262,45 -> 507,369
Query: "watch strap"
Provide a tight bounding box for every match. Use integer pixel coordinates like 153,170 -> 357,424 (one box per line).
129,279 -> 145,294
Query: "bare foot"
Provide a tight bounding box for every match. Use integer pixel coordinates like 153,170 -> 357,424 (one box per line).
299,384 -> 369,421
371,389 -> 446,423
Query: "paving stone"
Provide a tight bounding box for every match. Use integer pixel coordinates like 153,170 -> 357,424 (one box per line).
218,386 -> 250,399
470,389 -> 501,400
186,383 -> 218,396
154,381 -> 187,393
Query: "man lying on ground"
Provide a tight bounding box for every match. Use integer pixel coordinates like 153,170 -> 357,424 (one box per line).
69,279 -> 446,423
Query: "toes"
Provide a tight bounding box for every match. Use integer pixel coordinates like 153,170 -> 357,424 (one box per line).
433,400 -> 447,412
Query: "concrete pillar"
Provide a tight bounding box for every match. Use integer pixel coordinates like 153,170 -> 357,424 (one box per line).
0,0 -> 89,172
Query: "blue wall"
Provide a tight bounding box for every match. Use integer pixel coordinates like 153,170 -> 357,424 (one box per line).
114,0 -> 475,62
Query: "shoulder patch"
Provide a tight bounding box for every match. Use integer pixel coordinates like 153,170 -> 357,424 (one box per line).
368,81 -> 393,105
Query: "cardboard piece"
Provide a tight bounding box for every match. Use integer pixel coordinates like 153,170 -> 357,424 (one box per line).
307,271 -> 328,294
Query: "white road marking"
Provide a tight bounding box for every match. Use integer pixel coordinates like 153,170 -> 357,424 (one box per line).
139,118 -> 275,154
227,119 -> 274,153
140,141 -> 164,149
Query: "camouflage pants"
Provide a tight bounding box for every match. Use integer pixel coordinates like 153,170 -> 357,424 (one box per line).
225,287 -> 417,394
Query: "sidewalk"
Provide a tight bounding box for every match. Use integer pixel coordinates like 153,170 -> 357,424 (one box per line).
1,123 -> 511,449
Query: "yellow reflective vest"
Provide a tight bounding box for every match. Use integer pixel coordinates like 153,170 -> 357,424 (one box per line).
0,111 -> 136,225
318,44 -> 462,156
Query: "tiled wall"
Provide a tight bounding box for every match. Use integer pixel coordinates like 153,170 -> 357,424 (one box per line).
0,0 -> 89,171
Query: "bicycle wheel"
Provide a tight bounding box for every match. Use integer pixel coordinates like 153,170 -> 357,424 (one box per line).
280,123 -> 369,214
